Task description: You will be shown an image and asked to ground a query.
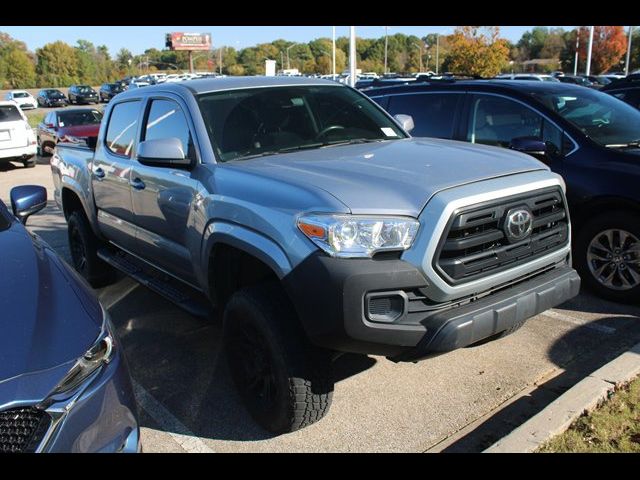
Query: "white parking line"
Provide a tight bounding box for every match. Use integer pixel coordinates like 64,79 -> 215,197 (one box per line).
132,380 -> 215,453
542,309 -> 616,334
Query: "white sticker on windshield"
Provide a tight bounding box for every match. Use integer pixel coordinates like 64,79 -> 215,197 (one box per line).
291,97 -> 304,106
58,122 -> 64,127
381,127 -> 397,137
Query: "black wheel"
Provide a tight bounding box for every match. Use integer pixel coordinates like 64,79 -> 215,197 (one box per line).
223,283 -> 334,434
36,139 -> 42,157
67,210 -> 115,287
574,212 -> 640,304
23,156 -> 36,168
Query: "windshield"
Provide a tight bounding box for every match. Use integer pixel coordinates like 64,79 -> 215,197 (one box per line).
0,105 -> 23,122
46,90 -> 64,98
13,92 -> 29,98
58,110 -> 102,127
533,89 -> 640,147
197,85 -> 407,162
78,86 -> 94,93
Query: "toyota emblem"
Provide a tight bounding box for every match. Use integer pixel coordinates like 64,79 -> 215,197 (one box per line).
504,207 -> 533,243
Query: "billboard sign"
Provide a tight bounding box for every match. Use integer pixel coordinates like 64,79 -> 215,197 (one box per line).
166,32 -> 212,51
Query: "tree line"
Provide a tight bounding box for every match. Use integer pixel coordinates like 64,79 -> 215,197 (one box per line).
1,26 -> 638,89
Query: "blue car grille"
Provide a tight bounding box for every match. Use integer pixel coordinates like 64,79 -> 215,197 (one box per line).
0,407 -> 51,453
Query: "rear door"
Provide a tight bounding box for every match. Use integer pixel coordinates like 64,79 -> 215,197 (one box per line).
92,99 -> 141,251
0,104 -> 29,152
381,91 -> 465,140
129,95 -> 200,284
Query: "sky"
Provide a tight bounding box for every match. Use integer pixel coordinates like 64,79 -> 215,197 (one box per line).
0,26 -> 577,55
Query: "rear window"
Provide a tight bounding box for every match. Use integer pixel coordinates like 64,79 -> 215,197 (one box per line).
0,105 -> 23,122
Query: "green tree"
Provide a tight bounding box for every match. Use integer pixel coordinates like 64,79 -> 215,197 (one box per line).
3,47 -> 36,88
36,41 -> 79,87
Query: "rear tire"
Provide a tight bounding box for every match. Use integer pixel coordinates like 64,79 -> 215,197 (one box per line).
574,212 -> 640,304
67,210 -> 115,287
223,282 -> 334,434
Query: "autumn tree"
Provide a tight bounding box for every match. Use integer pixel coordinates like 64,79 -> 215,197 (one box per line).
3,47 -> 36,88
576,26 -> 628,74
445,26 -> 510,77
36,41 -> 79,87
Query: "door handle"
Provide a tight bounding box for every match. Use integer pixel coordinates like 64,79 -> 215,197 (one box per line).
93,167 -> 105,179
130,178 -> 146,190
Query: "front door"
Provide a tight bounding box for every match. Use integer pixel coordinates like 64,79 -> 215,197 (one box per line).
129,97 -> 199,285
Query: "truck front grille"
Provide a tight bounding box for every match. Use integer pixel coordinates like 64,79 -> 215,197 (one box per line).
434,187 -> 569,284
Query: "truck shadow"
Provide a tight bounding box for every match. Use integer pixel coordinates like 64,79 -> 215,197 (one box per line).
437,301 -> 640,452
104,278 -> 376,442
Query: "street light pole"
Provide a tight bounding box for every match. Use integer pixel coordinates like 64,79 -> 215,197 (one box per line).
574,30 -> 580,76
332,26 -> 336,79
413,42 -> 423,72
286,44 -> 296,70
436,33 -> 440,75
625,26 -> 634,76
384,26 -> 388,74
586,25 -> 594,76
349,26 -> 356,87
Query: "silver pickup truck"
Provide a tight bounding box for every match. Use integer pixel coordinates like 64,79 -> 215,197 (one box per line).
51,77 -> 580,434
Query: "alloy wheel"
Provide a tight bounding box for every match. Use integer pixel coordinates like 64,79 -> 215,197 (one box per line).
587,228 -> 640,290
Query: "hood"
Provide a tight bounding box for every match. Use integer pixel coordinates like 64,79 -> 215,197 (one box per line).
0,206 -> 102,394
225,138 -> 548,217
59,124 -> 100,138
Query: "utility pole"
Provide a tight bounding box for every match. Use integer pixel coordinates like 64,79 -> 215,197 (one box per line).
280,51 -> 284,73
586,25 -> 594,76
384,26 -> 389,74
574,30 -> 580,76
413,42 -> 423,72
286,44 -> 296,70
349,26 -> 356,87
332,26 -> 336,79
219,47 -> 223,74
625,26 -> 634,76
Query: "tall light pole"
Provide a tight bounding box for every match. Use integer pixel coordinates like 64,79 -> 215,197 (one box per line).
413,42 -> 423,72
218,47 -> 224,74
384,26 -> 389,75
280,51 -> 284,73
435,33 -> 440,75
625,26 -> 634,76
349,26 -> 356,87
574,29 -> 580,76
286,44 -> 296,70
586,25 -> 595,76
332,26 -> 336,79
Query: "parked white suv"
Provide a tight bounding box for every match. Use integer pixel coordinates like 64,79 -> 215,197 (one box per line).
0,101 -> 37,167
4,90 -> 38,110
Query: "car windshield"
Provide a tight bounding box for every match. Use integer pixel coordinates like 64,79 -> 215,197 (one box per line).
78,86 -> 93,93
533,89 -> 640,147
46,90 -> 64,98
197,85 -> 407,162
0,104 -> 23,122
58,110 -> 102,127
13,92 -> 29,98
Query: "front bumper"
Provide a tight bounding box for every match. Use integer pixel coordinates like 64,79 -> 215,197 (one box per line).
284,253 -> 580,362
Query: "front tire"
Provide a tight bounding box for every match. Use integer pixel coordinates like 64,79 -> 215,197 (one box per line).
223,283 -> 334,434
574,212 -> 640,303
68,210 -> 115,287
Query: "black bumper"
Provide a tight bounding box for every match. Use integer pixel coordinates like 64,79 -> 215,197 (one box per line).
283,254 -> 580,362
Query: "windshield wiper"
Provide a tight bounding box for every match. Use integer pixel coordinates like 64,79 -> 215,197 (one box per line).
322,138 -> 388,147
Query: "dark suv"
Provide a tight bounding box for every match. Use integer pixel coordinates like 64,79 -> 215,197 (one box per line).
601,74 -> 640,110
99,83 -> 124,102
365,80 -> 640,303
68,85 -> 99,104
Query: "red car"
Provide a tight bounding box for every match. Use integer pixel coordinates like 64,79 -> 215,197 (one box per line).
36,108 -> 102,156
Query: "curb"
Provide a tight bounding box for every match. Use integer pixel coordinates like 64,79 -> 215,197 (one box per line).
484,341 -> 640,453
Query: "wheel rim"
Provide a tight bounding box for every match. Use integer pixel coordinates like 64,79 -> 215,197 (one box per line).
587,228 -> 640,291
228,321 -> 278,412
70,226 -> 88,273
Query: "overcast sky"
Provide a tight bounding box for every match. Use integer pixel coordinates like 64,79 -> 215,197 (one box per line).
0,26 -> 580,55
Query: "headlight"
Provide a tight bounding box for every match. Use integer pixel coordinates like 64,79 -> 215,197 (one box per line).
297,214 -> 419,258
49,312 -> 115,397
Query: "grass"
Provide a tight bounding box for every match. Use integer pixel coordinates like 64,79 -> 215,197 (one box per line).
25,111 -> 44,128
538,375 -> 640,453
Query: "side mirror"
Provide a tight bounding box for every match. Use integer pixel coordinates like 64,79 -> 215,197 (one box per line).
509,137 -> 548,156
137,137 -> 192,168
394,114 -> 415,133
45,123 -> 55,128
10,185 -> 47,225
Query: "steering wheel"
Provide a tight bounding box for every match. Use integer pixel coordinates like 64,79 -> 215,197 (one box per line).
316,125 -> 345,139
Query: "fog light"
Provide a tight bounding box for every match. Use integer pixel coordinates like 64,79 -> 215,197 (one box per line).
365,291 -> 408,323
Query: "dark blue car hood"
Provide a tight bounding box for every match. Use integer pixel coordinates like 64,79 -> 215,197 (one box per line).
0,204 -> 102,387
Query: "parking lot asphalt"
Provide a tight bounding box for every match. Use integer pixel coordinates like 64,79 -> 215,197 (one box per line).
2,162 -> 640,452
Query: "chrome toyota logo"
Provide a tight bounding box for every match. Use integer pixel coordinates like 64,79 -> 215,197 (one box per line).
504,207 -> 533,243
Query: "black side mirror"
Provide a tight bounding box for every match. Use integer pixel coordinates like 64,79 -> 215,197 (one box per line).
509,137 -> 547,156
10,185 -> 47,225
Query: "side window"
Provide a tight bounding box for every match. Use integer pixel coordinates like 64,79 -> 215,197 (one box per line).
370,96 -> 389,110
142,99 -> 194,159
468,95 -> 544,148
387,93 -> 462,139
105,101 -> 141,158
44,113 -> 52,125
